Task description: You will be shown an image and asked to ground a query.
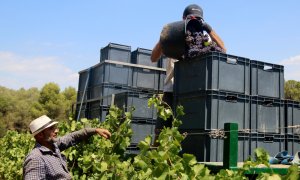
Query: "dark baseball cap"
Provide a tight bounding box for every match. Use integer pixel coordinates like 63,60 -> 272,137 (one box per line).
183,4 -> 203,18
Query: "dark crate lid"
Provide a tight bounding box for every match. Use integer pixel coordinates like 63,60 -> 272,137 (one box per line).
102,42 -> 131,51
132,47 -> 152,55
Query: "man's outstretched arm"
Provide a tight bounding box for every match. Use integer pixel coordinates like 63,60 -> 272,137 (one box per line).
202,22 -> 226,52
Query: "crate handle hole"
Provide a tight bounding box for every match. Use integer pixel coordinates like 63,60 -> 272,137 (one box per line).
226,95 -> 237,102
143,69 -> 151,72
115,64 -> 124,68
264,136 -> 274,142
114,86 -> 122,89
139,94 -> 148,98
226,58 -> 237,64
263,100 -> 273,107
263,65 -> 273,71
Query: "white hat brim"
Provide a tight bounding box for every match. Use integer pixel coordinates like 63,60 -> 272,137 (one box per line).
32,121 -> 58,136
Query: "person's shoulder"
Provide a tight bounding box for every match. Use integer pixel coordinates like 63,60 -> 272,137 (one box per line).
25,147 -> 43,160
24,149 -> 44,168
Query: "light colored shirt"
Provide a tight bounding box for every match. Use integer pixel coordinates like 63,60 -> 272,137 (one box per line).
164,58 -> 178,92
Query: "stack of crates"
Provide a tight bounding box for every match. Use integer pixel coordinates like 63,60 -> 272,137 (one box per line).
174,52 -> 290,162
285,99 -> 300,156
76,42 -> 166,147
76,43 -> 300,161
174,52 -> 251,162
249,60 -> 285,159
113,91 -> 157,146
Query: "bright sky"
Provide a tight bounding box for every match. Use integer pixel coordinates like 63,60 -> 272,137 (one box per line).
1,1 -> 300,90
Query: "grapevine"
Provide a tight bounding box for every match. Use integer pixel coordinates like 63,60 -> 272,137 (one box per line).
0,97 -> 298,179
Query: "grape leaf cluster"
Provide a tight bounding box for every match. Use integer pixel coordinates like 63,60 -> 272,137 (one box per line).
1,99 -> 299,179
185,30 -> 224,59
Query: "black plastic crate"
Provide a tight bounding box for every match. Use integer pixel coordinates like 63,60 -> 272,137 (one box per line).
131,48 -> 158,67
89,61 -> 133,87
249,133 -> 285,157
251,96 -> 284,134
132,64 -> 165,91
78,69 -> 90,92
100,43 -> 131,63
88,105 -> 109,121
126,147 -> 140,156
75,103 -> 86,111
158,56 -> 167,69
175,90 -> 250,130
251,60 -> 284,98
75,106 -> 88,120
180,130 -> 250,162
286,134 -> 300,156
77,90 -> 88,102
285,100 -> 300,134
78,110 -> 87,119
130,121 -> 155,145
113,91 -> 157,120
88,100 -> 101,109
90,83 -> 133,105
174,52 -> 250,95
125,146 -> 159,156
159,71 -> 166,92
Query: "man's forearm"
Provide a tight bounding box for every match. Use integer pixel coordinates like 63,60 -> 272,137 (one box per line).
56,128 -> 97,151
151,42 -> 163,62
209,30 -> 226,52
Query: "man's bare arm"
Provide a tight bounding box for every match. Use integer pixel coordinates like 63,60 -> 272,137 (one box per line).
209,30 -> 226,52
151,41 -> 163,62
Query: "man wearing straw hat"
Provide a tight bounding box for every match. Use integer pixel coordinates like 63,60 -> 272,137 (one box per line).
23,115 -> 111,179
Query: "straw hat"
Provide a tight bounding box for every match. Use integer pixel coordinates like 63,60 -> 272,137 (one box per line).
29,115 -> 58,136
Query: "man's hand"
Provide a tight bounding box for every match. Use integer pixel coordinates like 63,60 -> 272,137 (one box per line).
95,128 -> 111,139
202,22 -> 212,34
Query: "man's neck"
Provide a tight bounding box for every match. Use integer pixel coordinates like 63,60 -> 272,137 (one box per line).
38,141 -> 55,152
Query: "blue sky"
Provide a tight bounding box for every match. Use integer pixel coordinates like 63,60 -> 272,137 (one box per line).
1,1 -> 300,90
